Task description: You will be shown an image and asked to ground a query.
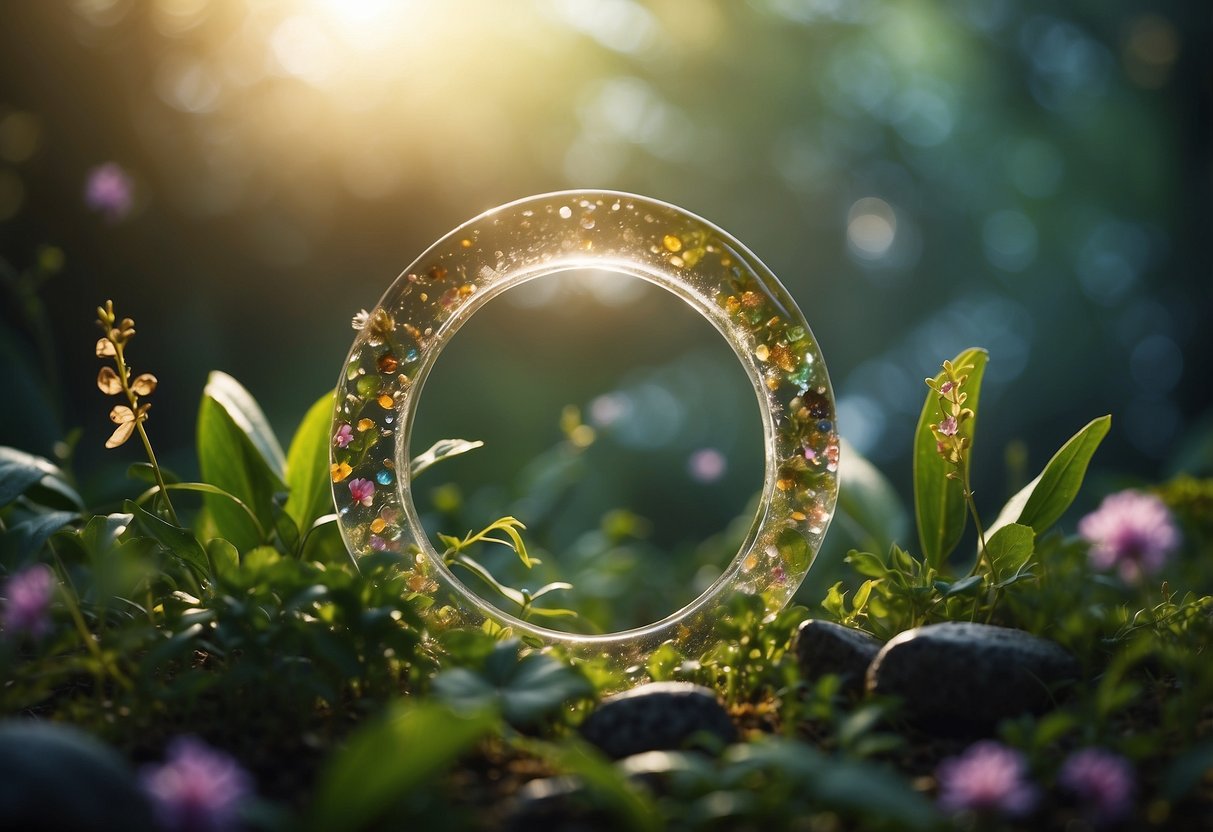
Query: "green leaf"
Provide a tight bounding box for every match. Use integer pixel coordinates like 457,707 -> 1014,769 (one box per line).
982,523 -> 1035,580
987,415 -> 1111,539
409,438 -> 484,480
10,510 -> 78,558
196,372 -> 287,550
942,574 -> 983,597
309,701 -> 497,832
202,371 -> 287,476
125,500 -> 209,579
835,438 -> 908,554
431,640 -> 593,726
914,348 -> 988,569
206,538 -> 240,578
0,447 -> 81,509
284,390 -> 337,532
79,513 -> 133,556
138,482 -> 266,543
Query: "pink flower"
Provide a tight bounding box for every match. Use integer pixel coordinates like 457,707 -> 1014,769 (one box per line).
1059,748 -> 1135,825
687,448 -> 726,484
2,564 -> 55,638
1078,490 -> 1179,583
936,741 -> 1038,817
939,381 -> 956,395
348,478 -> 375,507
84,162 -> 134,221
333,423 -> 354,448
937,416 -> 958,436
140,737 -> 252,832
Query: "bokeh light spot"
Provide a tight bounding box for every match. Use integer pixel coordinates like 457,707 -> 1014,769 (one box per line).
847,197 -> 897,260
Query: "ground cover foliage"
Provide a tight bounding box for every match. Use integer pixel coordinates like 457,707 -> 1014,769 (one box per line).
1,300 -> 1210,831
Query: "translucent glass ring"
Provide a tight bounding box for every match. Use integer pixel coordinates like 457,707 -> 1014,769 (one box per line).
332,191 -> 838,672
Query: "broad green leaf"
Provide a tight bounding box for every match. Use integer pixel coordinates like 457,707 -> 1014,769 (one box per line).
914,348 -> 988,569
125,500 -> 209,579
987,415 -> 1111,540
409,438 -> 484,480
197,373 -> 287,550
432,641 -> 593,726
205,538 -> 239,578
79,512 -> 133,556
0,447 -> 81,509
10,510 -> 78,558
308,701 -> 497,832
137,482 -> 266,543
202,371 -> 286,476
942,574 -> 984,597
982,523 -> 1035,580
284,390 -> 337,532
835,438 -> 908,554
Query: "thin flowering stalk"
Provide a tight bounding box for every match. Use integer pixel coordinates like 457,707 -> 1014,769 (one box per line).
96,301 -> 179,525
48,546 -> 133,692
925,359 -> 989,574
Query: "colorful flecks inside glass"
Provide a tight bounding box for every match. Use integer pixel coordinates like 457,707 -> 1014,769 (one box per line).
332,191 -> 838,674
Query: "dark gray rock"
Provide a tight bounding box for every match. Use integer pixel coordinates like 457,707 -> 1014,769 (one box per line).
579,682 -> 736,759
0,720 -> 154,832
794,619 -> 883,693
866,622 -> 1079,733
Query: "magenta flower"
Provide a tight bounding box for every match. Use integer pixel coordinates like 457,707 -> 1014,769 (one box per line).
84,162 -> 134,221
348,478 -> 375,507
333,423 -> 354,449
140,737 -> 252,832
937,415 -> 958,436
1078,490 -> 1179,583
936,741 -> 1038,817
2,564 -> 55,638
1059,748 -> 1135,825
939,380 -> 956,395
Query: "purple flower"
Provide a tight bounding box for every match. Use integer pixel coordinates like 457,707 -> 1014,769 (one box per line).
1078,490 -> 1179,583
936,741 -> 1038,817
937,415 -> 958,436
348,478 -> 375,507
687,448 -> 726,484
939,380 -> 956,395
369,534 -> 388,551
2,564 -> 55,638
84,162 -> 134,221
333,423 -> 354,449
1059,748 -> 1135,825
140,737 -> 252,832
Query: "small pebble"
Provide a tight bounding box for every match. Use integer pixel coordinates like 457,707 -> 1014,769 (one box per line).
579,682 -> 737,760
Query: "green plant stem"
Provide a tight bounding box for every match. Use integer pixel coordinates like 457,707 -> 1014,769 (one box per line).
963,462 -> 989,579
50,547 -> 133,692
114,341 -> 179,525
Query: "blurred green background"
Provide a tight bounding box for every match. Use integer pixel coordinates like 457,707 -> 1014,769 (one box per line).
1,1 -> 1209,630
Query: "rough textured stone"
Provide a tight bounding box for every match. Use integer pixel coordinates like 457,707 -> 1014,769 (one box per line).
579,682 -> 737,759
794,619 -> 883,693
866,622 -> 1079,732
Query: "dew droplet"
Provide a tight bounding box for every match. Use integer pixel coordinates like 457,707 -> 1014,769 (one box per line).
558,205 -> 572,219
